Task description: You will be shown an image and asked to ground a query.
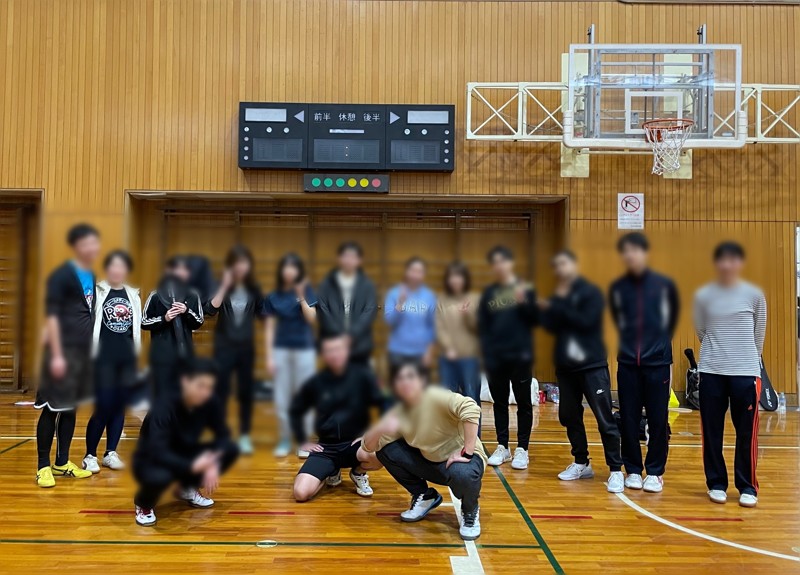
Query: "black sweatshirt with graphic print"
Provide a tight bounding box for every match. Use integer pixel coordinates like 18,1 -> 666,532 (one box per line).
477,282 -> 538,371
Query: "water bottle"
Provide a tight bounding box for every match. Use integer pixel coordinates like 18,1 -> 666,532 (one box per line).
778,392 -> 787,414
551,386 -> 560,404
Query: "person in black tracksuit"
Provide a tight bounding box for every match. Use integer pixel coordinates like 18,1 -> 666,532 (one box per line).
204,245 -> 263,455
290,334 -> 385,502
478,246 -> 538,470
609,233 -> 679,493
132,358 -> 239,526
316,242 -> 378,365
539,250 -> 623,490
142,257 -> 205,399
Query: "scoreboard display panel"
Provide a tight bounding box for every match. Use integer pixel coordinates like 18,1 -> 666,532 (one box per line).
238,102 -> 455,172
385,105 -> 455,171
307,104 -> 387,170
238,102 -> 308,169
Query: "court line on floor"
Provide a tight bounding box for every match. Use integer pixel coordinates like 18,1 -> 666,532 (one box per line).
614,492 -> 800,563
0,438 -> 31,455
493,467 -> 565,574
0,538 -> 539,550
447,487 -> 485,575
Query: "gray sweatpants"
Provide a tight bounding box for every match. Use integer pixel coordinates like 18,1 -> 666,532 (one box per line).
377,439 -> 484,513
272,347 -> 317,441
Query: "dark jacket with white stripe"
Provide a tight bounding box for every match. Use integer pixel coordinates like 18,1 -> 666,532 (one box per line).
142,283 -> 205,365
609,269 -> 679,367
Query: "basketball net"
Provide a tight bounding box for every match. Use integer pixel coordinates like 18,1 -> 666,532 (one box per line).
643,118 -> 694,175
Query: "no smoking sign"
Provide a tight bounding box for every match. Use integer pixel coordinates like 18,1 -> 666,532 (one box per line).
618,193 -> 644,229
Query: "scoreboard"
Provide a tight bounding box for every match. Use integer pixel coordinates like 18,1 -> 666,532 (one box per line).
239,102 -> 454,172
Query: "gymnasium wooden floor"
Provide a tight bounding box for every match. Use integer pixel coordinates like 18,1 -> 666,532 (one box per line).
1,396 -> 799,574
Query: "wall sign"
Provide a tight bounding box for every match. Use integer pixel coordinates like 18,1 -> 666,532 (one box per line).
618,193 -> 644,229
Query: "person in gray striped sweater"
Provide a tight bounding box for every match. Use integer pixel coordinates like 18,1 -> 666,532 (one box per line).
693,241 -> 767,509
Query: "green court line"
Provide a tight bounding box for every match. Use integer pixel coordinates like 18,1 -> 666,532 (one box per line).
0,538 -> 539,550
0,438 -> 31,455
493,467 -> 565,574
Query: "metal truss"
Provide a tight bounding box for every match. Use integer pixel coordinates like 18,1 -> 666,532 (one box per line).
466,81 -> 800,144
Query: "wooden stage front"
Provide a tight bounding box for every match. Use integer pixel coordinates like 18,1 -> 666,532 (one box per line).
0,396 -> 798,574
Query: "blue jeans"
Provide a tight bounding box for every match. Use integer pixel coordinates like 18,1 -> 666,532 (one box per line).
439,357 -> 482,436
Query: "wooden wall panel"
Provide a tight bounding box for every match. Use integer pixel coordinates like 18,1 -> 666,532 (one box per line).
0,0 -> 797,391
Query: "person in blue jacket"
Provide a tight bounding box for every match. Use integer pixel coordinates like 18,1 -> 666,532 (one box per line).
384,257 -> 437,371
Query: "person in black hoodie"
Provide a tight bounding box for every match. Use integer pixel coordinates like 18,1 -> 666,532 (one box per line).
538,250 -> 623,492
290,334 -> 385,502
478,246 -> 537,472
316,242 -> 378,365
205,245 -> 263,456
142,256 -> 205,399
609,232 -> 679,494
132,357 -> 238,527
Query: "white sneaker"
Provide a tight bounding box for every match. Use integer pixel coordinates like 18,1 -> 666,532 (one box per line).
607,471 -> 625,493
558,462 -> 594,481
487,445 -> 512,467
297,449 -> 310,459
82,455 -> 101,474
102,451 -> 125,470
400,490 -> 443,522
349,469 -> 373,497
177,487 -> 215,508
511,448 -> 529,470
273,440 -> 291,458
325,470 -> 342,487
135,505 -> 156,526
642,475 -> 663,493
708,489 -> 727,504
625,473 -> 644,490
239,435 -> 253,455
459,507 -> 481,541
739,493 -> 758,508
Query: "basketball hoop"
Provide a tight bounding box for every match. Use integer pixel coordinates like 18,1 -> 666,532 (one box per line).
643,118 -> 694,175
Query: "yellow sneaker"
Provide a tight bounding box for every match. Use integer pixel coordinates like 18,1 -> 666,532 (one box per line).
37,466 -> 56,488
52,461 -> 93,479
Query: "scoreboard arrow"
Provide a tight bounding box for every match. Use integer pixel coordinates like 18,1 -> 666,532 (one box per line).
294,110 -> 305,122
389,111 -> 400,124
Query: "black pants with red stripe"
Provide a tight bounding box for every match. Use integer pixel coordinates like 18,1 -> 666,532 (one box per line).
699,372 -> 761,496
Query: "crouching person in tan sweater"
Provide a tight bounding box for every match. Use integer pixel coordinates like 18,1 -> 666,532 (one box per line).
362,361 -> 486,540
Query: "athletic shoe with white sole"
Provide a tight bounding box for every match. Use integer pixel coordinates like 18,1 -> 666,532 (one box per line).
511,448 -> 529,470
52,460 -> 93,479
739,493 -> 758,508
606,471 -> 625,493
487,445 -> 512,467
349,469 -> 373,497
708,489 -> 727,504
176,487 -> 215,508
558,462 -> 594,481
297,449 -> 310,459
36,466 -> 55,488
135,506 -> 156,527
459,508 -> 481,541
239,435 -> 254,456
400,490 -> 443,522
325,470 -> 342,487
625,473 -> 644,490
642,475 -> 663,493
273,439 -> 291,458
83,454 -> 101,474
102,451 -> 125,470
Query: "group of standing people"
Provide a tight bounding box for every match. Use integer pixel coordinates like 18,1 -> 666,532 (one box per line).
32,222 -> 768,539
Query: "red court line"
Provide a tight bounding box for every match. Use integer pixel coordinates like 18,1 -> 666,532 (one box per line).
674,517 -> 744,522
228,511 -> 295,516
530,514 -> 593,520
80,510 -> 130,515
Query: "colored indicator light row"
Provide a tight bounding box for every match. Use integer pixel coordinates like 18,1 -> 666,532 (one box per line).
304,174 -> 389,193
310,177 -> 383,189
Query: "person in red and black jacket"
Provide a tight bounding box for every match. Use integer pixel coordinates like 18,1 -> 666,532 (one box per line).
608,232 -> 679,495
